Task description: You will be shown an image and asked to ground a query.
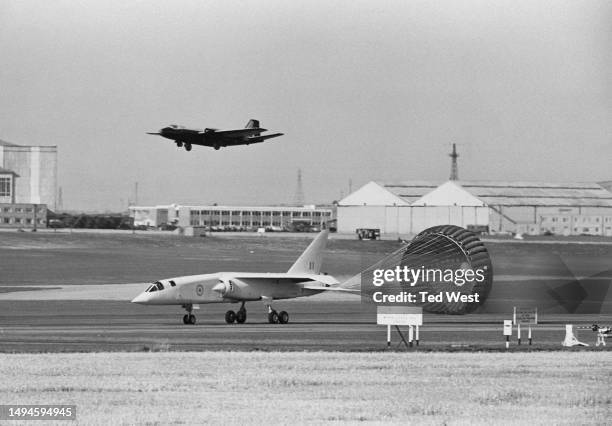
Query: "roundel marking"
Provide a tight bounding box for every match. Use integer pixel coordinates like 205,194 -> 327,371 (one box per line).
196,284 -> 204,296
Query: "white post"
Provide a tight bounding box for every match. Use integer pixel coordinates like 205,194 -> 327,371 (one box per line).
517,323 -> 521,345
387,324 -> 391,348
528,325 -> 532,345
415,325 -> 420,346
513,307 -> 517,325
408,325 -> 414,347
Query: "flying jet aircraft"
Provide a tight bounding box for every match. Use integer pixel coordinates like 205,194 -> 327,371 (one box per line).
131,231 -> 353,324
146,119 -> 283,151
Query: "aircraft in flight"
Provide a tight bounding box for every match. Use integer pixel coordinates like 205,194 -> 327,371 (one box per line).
131,231 -> 353,324
146,119 -> 283,151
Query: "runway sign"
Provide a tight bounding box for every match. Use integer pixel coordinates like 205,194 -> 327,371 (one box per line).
513,307 -> 538,324
377,306 -> 423,326
503,320 -> 512,336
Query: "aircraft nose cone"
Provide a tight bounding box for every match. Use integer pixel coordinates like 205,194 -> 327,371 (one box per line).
131,292 -> 148,304
212,282 -> 226,294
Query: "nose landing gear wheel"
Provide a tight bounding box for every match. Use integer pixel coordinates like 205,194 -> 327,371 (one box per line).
225,310 -> 237,324
184,143 -> 192,151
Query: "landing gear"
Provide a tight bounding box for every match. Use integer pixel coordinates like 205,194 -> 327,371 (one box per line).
213,144 -> 220,150
225,310 -> 236,324
268,310 -> 279,324
266,305 -> 289,325
184,143 -> 192,151
226,302 -> 247,324
236,308 -> 247,324
183,314 -> 196,324
176,141 -> 183,148
182,304 -> 196,325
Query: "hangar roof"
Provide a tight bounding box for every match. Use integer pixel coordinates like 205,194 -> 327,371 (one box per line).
377,181 -> 441,204
459,181 -> 612,207
341,180 -> 612,207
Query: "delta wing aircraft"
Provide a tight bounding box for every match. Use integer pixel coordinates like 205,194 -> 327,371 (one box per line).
146,119 -> 283,151
131,231 -> 353,324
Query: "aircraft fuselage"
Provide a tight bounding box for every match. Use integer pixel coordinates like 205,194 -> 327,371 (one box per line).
131,272 -> 338,306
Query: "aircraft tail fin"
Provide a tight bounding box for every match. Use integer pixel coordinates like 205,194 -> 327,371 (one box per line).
287,230 -> 329,274
245,119 -> 260,129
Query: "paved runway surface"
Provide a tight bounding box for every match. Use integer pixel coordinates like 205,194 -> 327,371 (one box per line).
1,232 -> 611,352
1,297 -> 610,352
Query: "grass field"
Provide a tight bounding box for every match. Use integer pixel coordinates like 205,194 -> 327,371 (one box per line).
0,352 -> 609,425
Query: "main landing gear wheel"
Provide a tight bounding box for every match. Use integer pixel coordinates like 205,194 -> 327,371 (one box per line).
184,143 -> 192,151
268,310 -> 279,324
176,141 -> 183,148
278,311 -> 289,324
236,309 -> 247,324
225,310 -> 237,324
214,144 -> 220,150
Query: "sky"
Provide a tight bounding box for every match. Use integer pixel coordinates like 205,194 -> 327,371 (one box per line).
0,0 -> 610,211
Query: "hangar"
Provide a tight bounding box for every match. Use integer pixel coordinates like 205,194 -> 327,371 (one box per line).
337,180 -> 612,237
0,139 -> 57,228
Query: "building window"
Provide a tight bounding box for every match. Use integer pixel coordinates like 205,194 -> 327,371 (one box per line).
3,218 -> 10,224
0,177 -> 10,197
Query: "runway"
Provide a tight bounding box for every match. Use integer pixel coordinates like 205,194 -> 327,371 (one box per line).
1,297 -> 609,352
1,232 -> 611,352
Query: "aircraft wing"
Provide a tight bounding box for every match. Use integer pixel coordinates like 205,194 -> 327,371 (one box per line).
301,283 -> 361,294
245,133 -> 284,144
209,128 -> 264,137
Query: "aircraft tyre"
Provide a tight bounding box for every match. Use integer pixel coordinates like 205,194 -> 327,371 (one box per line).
214,144 -> 220,150
278,311 -> 289,324
183,314 -> 189,324
225,310 -> 236,324
188,314 -> 196,325
268,311 -> 279,324
176,141 -> 183,148
236,309 -> 247,324
184,143 -> 192,151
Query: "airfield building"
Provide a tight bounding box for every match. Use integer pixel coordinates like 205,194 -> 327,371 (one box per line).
0,138 -> 57,228
130,204 -> 334,231
338,180 -> 612,237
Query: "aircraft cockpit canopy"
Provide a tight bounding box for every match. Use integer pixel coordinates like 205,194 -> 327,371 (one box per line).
145,281 -> 165,292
